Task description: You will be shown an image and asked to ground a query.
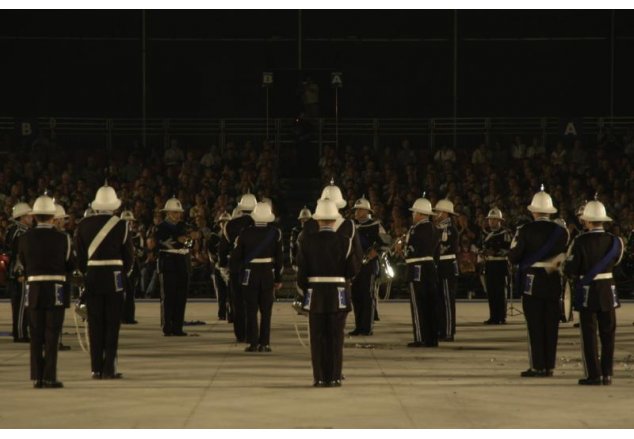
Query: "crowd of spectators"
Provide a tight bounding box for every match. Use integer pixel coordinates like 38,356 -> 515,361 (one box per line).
0,135 -> 280,295
320,129 -> 634,290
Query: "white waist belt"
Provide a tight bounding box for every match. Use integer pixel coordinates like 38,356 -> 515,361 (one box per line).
406,257 -> 434,264
531,262 -> 557,268
27,275 -> 66,282
308,276 -> 346,283
582,273 -> 613,281
87,260 -> 123,266
439,254 -> 456,261
250,258 -> 274,263
161,249 -> 189,255
487,256 -> 508,261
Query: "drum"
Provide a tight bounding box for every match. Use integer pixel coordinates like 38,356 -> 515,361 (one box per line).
560,281 -> 574,323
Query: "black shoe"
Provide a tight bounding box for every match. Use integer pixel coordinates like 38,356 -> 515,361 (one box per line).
58,343 -> 71,351
33,380 -> 43,388
407,341 -> 424,348
442,336 -> 455,342
122,320 -> 139,325
603,376 -> 612,385
313,380 -> 327,387
348,330 -> 361,336
483,319 -> 496,325
573,323 -> 580,328
423,343 -> 439,348
172,331 -> 188,337
258,345 -> 272,352
244,344 -> 258,352
329,380 -> 342,387
359,331 -> 373,336
499,319 -> 507,325
578,377 -> 602,385
14,337 -> 30,343
91,372 -> 102,379
42,380 -> 64,388
521,369 -> 548,377
544,369 -> 554,377
218,315 -> 227,321
103,373 -> 123,379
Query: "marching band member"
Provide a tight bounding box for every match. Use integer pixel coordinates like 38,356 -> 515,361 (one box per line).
564,199 -> 623,385
219,192 -> 256,342
297,199 -> 358,387
230,202 -> 283,352
18,194 -> 75,388
508,186 -> 569,378
349,196 -> 385,336
7,201 -> 33,343
398,197 -> 440,348
75,184 -> 134,379
481,208 -> 512,325
290,206 -> 312,272
53,204 -> 72,351
120,210 -> 141,325
208,211 -> 231,321
155,197 -> 191,337
433,199 -> 459,341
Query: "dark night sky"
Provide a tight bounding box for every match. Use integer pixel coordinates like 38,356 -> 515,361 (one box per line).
1,10 -> 633,118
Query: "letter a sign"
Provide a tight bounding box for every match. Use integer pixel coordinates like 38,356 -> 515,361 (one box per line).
564,122 -> 577,136
331,72 -> 343,88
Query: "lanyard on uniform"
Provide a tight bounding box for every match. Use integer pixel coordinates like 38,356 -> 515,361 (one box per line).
88,216 -> 120,259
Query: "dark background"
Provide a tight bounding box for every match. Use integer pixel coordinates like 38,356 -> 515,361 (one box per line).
1,9 -> 633,118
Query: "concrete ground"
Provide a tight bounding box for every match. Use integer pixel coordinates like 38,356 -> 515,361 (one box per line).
0,299 -> 633,428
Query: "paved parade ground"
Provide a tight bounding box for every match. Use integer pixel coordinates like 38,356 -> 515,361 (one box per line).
1,300 -> 633,428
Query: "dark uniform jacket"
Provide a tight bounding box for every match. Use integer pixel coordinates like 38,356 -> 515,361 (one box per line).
17,224 -> 75,308
219,214 -> 254,269
301,217 -> 363,277
355,218 -> 386,261
507,218 -> 569,300
404,220 -> 440,282
297,227 -> 359,313
155,220 -> 190,271
289,225 -> 303,268
229,224 -> 283,282
481,227 -> 513,262
564,229 -> 624,311
436,218 -> 459,277
75,214 -> 134,293
6,222 -> 30,278
207,226 -> 223,269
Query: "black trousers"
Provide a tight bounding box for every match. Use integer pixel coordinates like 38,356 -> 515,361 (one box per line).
87,293 -> 123,375
485,263 -> 509,322
351,262 -> 376,333
10,279 -> 29,340
437,273 -> 457,338
409,280 -> 439,346
309,311 -> 347,383
579,308 -> 616,379
122,274 -> 136,323
212,271 -> 229,319
229,273 -> 246,341
29,306 -> 64,381
243,272 -> 275,346
159,256 -> 189,335
522,294 -> 560,371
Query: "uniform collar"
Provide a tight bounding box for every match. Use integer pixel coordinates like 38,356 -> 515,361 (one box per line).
254,222 -> 268,227
36,223 -> 55,229
320,226 -> 335,232
535,217 -> 551,222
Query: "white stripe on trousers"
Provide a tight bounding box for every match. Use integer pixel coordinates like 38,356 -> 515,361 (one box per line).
18,282 -> 27,339
409,282 -> 423,342
443,278 -> 451,337
524,304 -> 533,369
369,273 -> 376,331
159,273 -> 165,328
578,314 -> 588,377
211,273 -> 219,300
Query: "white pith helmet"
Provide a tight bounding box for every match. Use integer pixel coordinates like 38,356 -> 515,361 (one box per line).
297,206 -> 312,220
120,210 -> 136,221
352,196 -> 373,213
527,185 -> 557,214
12,202 -> 32,220
92,184 -> 122,211
237,192 -> 257,212
320,179 -> 346,209
251,202 -> 275,223
486,208 -> 504,221
312,199 -> 342,221
32,195 -> 57,215
162,197 -> 184,213
83,207 -> 94,218
231,207 -> 241,219
54,204 -> 69,220
409,198 -> 435,216
434,199 -> 456,215
580,200 -> 612,222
